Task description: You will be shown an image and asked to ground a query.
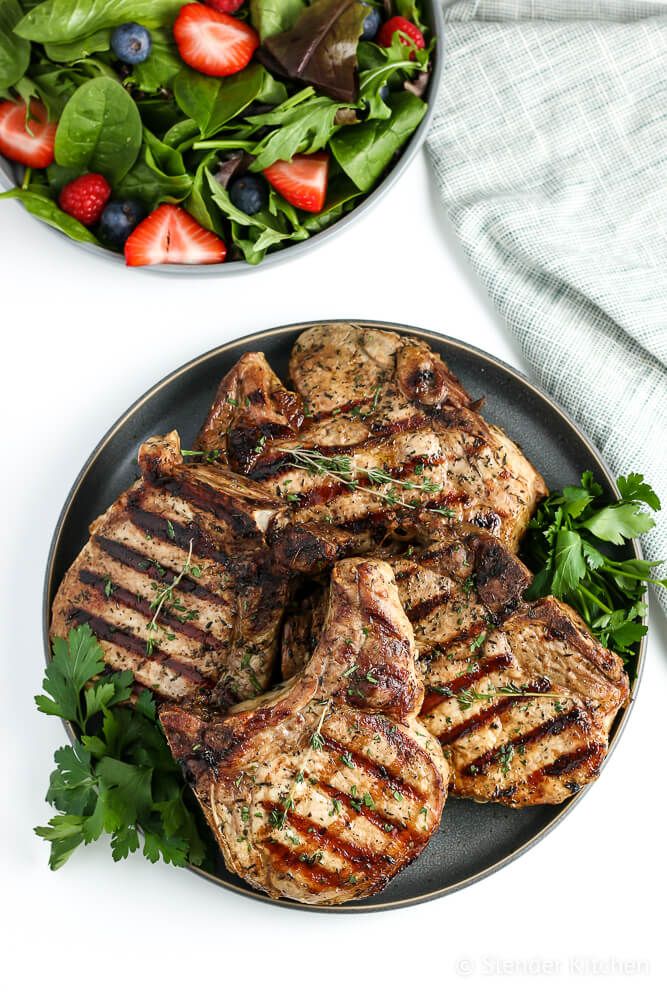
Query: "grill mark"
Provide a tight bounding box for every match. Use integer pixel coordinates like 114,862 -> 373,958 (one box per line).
67,608 -> 213,687
308,775 -> 422,845
321,735 -> 419,800
78,569 -> 225,650
262,841 -> 344,890
262,804 -> 390,871
93,536 -> 228,606
155,474 -> 279,535
437,676 -> 552,746
405,590 -> 452,623
534,741 -> 604,781
128,508 -> 230,566
421,654 -> 513,715
461,707 -> 588,777
306,392 -> 377,422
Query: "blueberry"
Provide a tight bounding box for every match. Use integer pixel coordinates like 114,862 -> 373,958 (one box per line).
99,200 -> 146,248
111,23 -> 152,65
229,175 -> 268,216
361,6 -> 382,41
379,84 -> 390,102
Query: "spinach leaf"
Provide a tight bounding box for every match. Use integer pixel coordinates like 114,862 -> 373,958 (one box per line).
185,151 -> 224,233
330,90 -> 426,191
125,29 -> 181,94
163,116 -> 200,151
260,0 -> 366,102
301,174 -> 358,232
44,28 -> 110,62
174,62 -> 266,139
0,0 -> 31,90
115,128 -> 192,209
16,0 -> 184,44
246,87 -> 347,170
54,76 -> 142,183
249,0 -> 305,41
0,186 -> 100,243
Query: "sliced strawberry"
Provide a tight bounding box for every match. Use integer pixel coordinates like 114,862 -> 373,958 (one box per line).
263,154 -> 329,214
173,4 -> 259,78
124,204 -> 227,266
0,100 -> 56,169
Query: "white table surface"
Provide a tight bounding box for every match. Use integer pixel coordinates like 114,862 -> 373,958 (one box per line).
1,149 -> 665,997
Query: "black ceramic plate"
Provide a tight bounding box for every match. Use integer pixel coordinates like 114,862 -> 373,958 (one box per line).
43,320 -> 644,911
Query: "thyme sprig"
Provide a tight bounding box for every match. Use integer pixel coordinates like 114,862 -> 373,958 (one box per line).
145,540 -> 201,656
277,445 -> 454,517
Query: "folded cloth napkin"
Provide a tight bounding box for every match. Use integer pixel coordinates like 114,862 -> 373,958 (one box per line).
427,0 -> 667,612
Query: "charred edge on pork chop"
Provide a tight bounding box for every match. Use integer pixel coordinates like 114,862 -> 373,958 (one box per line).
50,431 -> 290,705
195,325 -> 547,559
160,558 -> 448,904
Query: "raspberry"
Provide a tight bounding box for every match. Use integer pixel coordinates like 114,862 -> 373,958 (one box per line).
203,0 -> 245,13
377,17 -> 425,53
59,173 -> 112,226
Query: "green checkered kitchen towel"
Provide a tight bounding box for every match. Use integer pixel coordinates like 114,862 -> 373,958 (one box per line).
427,1 -> 667,613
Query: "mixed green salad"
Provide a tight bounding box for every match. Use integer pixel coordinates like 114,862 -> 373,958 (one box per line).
0,0 -> 434,265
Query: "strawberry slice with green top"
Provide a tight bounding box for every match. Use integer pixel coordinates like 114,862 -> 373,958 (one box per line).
0,100 -> 56,169
263,153 -> 329,213
124,204 -> 227,266
173,4 -> 259,77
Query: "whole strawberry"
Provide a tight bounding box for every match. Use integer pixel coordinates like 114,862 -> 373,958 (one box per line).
59,173 -> 111,225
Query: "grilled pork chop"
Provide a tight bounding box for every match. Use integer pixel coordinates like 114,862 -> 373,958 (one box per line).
160,558 -> 448,904
280,524 -> 629,806
196,325 -> 547,562
51,432 -> 289,704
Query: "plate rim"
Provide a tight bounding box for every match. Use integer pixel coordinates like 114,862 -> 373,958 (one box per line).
42,319 -> 647,913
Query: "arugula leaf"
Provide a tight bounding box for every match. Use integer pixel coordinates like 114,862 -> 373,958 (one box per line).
55,76 -> 142,183
0,0 -> 31,90
260,0 -> 366,102
16,0 -> 184,44
35,626 -> 210,871
246,87 -> 348,170
330,90 -> 426,191
522,470 -> 664,664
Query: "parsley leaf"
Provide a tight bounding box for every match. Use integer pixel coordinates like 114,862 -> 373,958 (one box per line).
522,471 -> 664,664
35,626 -> 210,871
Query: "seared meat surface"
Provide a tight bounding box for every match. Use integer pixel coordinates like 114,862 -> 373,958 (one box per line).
196,325 -> 547,560
394,526 -> 629,805
51,432 -> 289,704
281,524 -> 629,806
160,559 -> 448,904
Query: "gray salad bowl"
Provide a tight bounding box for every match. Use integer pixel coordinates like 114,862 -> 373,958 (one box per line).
0,2 -> 444,276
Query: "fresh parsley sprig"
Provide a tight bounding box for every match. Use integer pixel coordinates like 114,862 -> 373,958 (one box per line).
35,625 -> 208,871
522,472 -> 665,662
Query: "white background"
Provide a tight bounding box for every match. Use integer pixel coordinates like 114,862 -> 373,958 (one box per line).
1,150 -> 665,997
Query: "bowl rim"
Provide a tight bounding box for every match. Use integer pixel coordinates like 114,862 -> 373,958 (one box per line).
42,318 -> 647,912
0,2 -> 444,277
